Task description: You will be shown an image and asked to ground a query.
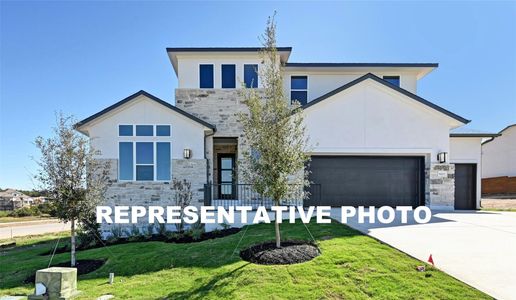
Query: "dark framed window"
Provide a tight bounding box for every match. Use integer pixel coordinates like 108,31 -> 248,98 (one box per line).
119,142 -> 133,180
156,142 -> 171,180
118,125 -> 133,136
244,64 -> 258,88
290,75 -> 308,105
136,142 -> 154,181
221,64 -> 236,88
156,125 -> 171,136
383,76 -> 400,87
135,125 -> 153,136
199,64 -> 214,88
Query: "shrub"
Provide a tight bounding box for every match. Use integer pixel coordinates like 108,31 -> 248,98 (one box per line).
9,206 -> 40,217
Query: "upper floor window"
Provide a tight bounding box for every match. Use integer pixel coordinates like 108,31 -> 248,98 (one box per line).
383,76 -> 400,87
221,64 -> 236,88
290,76 -> 308,105
244,64 -> 258,88
199,64 -> 214,88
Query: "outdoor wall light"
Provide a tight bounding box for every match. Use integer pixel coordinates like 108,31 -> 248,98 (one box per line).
437,152 -> 448,163
183,148 -> 192,159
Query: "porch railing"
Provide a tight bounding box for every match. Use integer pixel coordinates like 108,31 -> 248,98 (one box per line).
203,183 -> 321,209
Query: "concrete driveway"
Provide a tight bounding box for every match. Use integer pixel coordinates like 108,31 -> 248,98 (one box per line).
330,208 -> 516,300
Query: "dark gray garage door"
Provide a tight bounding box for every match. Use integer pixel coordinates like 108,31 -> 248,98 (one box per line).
454,164 -> 477,210
306,156 -> 424,207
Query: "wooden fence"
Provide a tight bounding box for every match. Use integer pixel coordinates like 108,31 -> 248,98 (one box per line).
482,176 -> 516,195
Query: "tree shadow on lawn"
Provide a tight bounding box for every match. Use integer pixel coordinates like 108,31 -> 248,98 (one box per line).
1,220 -> 359,292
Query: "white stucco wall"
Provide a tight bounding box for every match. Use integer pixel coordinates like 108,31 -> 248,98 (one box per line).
302,79 -> 452,161
283,71 -> 418,103
482,126 -> 516,178
177,55 -> 266,89
450,137 -> 483,206
81,95 -> 207,160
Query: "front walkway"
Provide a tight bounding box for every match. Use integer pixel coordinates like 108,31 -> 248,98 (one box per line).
330,208 -> 516,300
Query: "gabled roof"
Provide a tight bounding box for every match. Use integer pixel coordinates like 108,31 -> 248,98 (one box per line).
301,73 -> 470,124
74,90 -> 216,131
481,124 -> 516,145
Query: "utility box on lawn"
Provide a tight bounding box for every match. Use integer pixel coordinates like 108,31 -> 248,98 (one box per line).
28,267 -> 79,300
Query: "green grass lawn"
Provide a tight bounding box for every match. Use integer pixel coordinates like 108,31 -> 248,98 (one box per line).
0,216 -> 53,224
0,220 -> 489,299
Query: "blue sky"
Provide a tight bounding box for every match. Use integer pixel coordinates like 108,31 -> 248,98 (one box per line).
1,1 -> 515,190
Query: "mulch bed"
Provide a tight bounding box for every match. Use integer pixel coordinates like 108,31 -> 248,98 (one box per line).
240,240 -> 320,265
23,259 -> 106,284
39,227 -> 241,255
165,227 -> 241,244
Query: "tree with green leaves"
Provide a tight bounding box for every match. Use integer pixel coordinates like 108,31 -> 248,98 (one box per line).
35,113 -> 110,266
239,15 -> 311,248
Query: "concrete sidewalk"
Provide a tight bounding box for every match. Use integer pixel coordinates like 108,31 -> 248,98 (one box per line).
330,208 -> 516,300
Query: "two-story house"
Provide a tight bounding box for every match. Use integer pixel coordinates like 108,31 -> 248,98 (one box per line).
75,47 -> 497,232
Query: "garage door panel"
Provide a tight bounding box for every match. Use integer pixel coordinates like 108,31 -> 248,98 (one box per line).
307,156 -> 423,207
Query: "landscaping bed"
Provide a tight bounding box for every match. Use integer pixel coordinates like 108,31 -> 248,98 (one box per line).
39,227 -> 241,256
240,240 -> 320,265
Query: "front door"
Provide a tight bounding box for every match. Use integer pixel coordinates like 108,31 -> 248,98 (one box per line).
218,154 -> 235,199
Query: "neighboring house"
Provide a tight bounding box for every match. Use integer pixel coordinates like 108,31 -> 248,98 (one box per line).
481,124 -> 516,195
75,46 -> 497,232
0,189 -> 33,211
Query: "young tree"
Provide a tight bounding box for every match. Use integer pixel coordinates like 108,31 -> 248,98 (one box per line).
239,15 -> 310,248
35,113 -> 109,266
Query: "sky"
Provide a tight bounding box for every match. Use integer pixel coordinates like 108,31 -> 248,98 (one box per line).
1,1 -> 515,190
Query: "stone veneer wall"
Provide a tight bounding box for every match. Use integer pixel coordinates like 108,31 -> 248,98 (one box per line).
175,89 -> 266,183
428,163 -> 455,209
97,158 -> 207,235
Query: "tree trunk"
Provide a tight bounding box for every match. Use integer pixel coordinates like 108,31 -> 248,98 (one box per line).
275,218 -> 281,248
71,219 -> 76,267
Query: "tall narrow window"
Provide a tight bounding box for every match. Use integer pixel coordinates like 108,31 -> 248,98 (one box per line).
119,142 -> 133,180
157,142 -> 171,180
136,142 -> 154,181
383,76 -> 400,87
199,64 -> 214,88
290,76 -> 308,105
244,64 -> 258,88
221,64 -> 236,88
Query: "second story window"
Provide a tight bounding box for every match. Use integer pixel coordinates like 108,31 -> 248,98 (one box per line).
244,64 -> 258,88
221,64 -> 236,88
199,64 -> 214,88
290,75 -> 308,105
383,76 -> 400,87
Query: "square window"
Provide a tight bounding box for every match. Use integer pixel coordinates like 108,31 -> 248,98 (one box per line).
136,142 -> 153,164
118,125 -> 133,136
156,125 -> 171,136
244,64 -> 258,88
221,64 -> 236,88
199,64 -> 214,88
290,91 -> 308,105
136,166 -> 154,181
136,125 -> 153,136
383,76 -> 400,87
291,76 -> 308,89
